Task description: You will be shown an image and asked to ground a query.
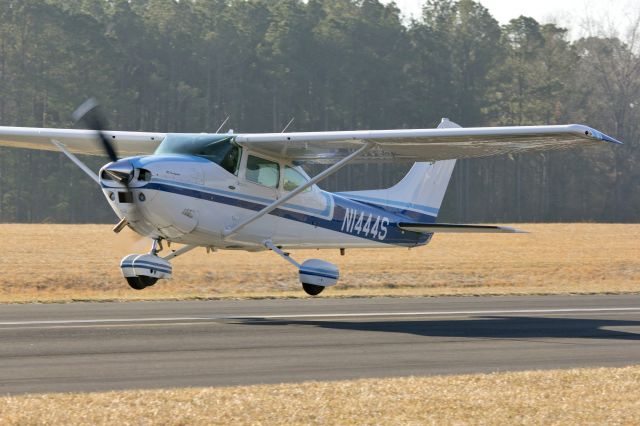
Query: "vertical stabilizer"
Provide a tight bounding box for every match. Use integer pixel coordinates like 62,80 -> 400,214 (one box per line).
338,118 -> 460,220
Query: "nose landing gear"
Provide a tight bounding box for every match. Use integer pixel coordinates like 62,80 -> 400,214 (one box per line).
120,239 -> 196,290
120,252 -> 170,291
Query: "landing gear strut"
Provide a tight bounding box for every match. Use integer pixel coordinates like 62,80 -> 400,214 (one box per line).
264,240 -> 339,297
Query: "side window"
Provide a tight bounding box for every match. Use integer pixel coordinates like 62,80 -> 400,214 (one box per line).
283,166 -> 311,192
246,155 -> 279,188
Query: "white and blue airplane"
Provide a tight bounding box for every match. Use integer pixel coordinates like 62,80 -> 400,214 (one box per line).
0,100 -> 622,295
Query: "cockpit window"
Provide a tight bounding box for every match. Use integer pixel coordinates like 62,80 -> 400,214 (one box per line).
283,166 -> 311,192
246,155 -> 279,188
155,134 -> 241,175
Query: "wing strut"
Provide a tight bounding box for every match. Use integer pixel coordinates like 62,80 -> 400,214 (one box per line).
50,139 -> 100,184
222,142 -> 374,239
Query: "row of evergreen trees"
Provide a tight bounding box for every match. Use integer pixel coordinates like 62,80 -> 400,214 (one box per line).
0,0 -> 638,223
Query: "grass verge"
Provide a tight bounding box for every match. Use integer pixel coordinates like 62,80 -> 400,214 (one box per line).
0,223 -> 638,303
1,366 -> 639,424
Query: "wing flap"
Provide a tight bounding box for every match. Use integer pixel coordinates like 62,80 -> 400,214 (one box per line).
398,223 -> 526,233
0,126 -> 165,156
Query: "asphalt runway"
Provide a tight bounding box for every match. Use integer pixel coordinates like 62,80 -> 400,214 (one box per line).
1,294 -> 640,395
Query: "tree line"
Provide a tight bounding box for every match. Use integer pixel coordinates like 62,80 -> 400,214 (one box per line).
0,0 -> 638,223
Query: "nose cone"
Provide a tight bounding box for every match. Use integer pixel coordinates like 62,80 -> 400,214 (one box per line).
103,159 -> 134,183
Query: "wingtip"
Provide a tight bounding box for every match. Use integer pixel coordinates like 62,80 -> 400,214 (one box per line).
601,133 -> 624,145
580,125 -> 624,145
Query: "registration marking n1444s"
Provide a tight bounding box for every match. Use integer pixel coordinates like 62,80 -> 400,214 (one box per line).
341,208 -> 389,240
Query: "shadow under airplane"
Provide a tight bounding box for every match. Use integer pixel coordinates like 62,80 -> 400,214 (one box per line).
238,315 -> 640,341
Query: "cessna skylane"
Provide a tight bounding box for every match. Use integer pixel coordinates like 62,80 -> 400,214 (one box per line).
0,100 -> 622,295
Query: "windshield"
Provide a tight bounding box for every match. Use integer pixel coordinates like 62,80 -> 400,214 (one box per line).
155,134 -> 241,174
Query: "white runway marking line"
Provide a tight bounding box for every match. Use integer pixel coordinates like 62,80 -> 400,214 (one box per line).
0,307 -> 639,327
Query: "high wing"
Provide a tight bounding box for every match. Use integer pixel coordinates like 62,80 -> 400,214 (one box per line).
0,126 -> 165,156
234,124 -> 622,164
398,223 -> 526,234
0,123 -> 621,162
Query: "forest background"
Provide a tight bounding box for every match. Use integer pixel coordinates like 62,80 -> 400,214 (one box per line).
0,0 -> 638,223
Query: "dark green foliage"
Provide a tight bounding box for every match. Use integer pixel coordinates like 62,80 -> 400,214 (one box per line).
0,0 -> 637,223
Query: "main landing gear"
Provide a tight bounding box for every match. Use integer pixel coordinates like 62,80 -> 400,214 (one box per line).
264,240 -> 340,297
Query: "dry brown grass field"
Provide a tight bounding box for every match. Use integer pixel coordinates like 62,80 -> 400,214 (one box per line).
0,223 -> 638,302
1,366 -> 639,424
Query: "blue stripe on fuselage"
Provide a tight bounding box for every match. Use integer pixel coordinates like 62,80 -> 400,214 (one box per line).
334,194 -> 439,223
130,181 -> 431,246
152,177 -> 334,218
335,193 -> 439,215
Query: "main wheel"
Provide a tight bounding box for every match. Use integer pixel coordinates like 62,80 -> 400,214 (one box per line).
302,283 -> 325,296
126,275 -> 158,290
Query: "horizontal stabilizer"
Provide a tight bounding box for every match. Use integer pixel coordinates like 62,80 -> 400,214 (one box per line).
398,223 -> 526,234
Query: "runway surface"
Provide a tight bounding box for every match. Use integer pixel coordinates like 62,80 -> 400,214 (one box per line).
1,294 -> 640,394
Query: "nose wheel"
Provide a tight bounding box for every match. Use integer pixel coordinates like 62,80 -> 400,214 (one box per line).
121,239 -> 171,290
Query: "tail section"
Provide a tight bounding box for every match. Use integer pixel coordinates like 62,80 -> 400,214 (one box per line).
339,118 -> 460,220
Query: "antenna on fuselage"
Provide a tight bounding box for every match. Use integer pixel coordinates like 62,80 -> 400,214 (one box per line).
281,117 -> 295,133
215,116 -> 230,134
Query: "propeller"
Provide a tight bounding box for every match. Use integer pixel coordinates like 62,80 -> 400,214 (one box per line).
72,98 -> 134,184
72,98 -> 118,162
73,99 -> 135,233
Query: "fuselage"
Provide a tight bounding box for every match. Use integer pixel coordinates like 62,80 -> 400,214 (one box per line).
100,152 -> 433,251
